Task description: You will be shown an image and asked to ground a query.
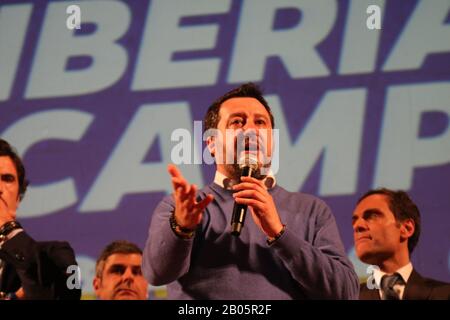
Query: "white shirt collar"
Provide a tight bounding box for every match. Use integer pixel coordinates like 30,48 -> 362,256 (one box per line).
374,262 -> 413,286
373,262 -> 413,299
213,170 -> 276,190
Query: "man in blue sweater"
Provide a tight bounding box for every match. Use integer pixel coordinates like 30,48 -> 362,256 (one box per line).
143,83 -> 359,299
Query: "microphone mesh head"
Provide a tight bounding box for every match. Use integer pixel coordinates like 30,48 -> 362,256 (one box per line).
238,153 -> 258,169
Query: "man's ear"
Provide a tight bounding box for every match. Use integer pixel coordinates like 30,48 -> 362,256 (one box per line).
93,277 -> 101,291
400,219 -> 415,240
206,136 -> 215,157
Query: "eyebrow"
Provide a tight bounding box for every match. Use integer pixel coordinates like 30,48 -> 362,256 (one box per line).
0,173 -> 16,180
227,112 -> 246,119
254,113 -> 270,119
363,208 -> 383,215
351,208 -> 383,222
227,112 -> 270,120
108,263 -> 124,269
108,263 -> 140,269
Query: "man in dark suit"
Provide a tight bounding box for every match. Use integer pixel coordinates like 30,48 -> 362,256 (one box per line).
352,188 -> 450,300
0,138 -> 81,299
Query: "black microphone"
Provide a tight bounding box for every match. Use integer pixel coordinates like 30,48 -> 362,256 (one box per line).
231,154 -> 258,236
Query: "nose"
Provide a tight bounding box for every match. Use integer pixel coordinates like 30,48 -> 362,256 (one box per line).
353,218 -> 368,234
244,120 -> 258,131
240,127 -> 258,144
122,267 -> 134,283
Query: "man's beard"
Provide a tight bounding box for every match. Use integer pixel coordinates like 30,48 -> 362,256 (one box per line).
218,133 -> 272,180
224,162 -> 269,182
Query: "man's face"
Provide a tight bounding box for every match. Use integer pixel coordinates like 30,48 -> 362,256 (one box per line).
352,194 -> 410,265
209,97 -> 273,177
93,253 -> 149,300
0,156 -> 20,221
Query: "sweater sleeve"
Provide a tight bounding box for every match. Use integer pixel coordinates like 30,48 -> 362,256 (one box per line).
142,195 -> 195,286
271,199 -> 360,299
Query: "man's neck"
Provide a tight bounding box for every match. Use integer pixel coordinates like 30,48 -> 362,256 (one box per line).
379,250 -> 410,274
216,165 -> 229,178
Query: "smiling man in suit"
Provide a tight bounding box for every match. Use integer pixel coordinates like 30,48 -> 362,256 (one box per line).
353,188 -> 450,300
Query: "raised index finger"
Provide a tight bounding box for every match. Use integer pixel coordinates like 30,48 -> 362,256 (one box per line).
168,164 -> 189,193
168,164 -> 184,179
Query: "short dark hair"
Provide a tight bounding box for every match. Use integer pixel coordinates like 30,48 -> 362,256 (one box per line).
357,188 -> 421,254
95,240 -> 143,277
0,139 -> 29,201
203,83 -> 275,132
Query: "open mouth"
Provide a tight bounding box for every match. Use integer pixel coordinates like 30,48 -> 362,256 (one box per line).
242,137 -> 264,151
244,143 -> 259,151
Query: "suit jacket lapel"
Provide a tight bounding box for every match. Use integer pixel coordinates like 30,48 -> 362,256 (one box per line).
0,263 -> 21,293
359,283 -> 381,300
403,269 -> 432,300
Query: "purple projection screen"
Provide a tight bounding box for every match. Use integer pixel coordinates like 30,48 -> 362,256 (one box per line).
0,0 -> 449,297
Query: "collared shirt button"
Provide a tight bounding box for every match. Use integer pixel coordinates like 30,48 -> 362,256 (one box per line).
15,253 -> 24,261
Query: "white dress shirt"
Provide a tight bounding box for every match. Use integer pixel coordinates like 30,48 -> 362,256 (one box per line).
374,262 -> 413,300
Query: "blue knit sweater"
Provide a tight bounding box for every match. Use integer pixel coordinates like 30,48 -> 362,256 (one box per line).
143,182 -> 359,299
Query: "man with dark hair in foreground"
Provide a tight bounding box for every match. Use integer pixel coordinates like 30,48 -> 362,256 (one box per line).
143,83 -> 359,299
